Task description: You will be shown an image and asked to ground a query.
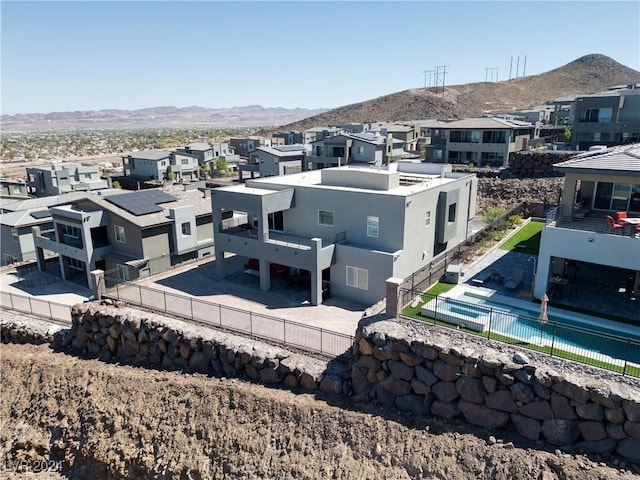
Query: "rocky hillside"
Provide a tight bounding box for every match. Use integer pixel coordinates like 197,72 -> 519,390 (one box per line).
271,54 -> 640,132
2,343 -> 637,480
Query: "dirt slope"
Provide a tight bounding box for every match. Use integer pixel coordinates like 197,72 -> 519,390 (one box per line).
270,54 -> 640,132
1,344 -> 637,480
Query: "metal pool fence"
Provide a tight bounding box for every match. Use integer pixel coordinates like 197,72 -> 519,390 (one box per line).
0,291 -> 72,323
105,281 -> 354,360
401,288 -> 640,377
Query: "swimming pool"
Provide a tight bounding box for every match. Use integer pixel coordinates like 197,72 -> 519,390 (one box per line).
420,285 -> 640,366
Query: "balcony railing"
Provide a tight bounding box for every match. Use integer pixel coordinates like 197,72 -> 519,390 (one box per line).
547,207 -> 640,237
219,222 -> 346,250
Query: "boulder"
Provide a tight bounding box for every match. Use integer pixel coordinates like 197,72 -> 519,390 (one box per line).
351,367 -> 369,395
578,421 -> 607,441
319,374 -> 343,394
542,419 -> 580,446
617,438 -> 640,464
550,393 -> 577,420
456,376 -> 485,403
458,401 -> 509,429
486,390 -> 518,413
431,400 -> 460,419
575,438 -> 616,454
511,383 -> 536,404
624,421 -> 640,439
518,400 -> 552,420
605,423 -> 627,440
576,403 -> 604,421
415,365 -> 438,386
380,376 -> 412,397
433,361 -> 460,382
432,381 -> 458,403
511,414 -> 542,440
396,394 -> 430,415
622,399 -> 640,422
388,360 -> 414,381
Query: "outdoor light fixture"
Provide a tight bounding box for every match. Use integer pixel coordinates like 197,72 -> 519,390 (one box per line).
588,237 -> 594,242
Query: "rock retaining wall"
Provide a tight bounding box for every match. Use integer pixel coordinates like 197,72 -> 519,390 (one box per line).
507,151 -> 574,177
351,316 -> 640,465
59,302 -> 350,394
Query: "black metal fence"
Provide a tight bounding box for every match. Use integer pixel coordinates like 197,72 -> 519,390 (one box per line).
403,202 -> 529,292
401,289 -> 640,377
104,281 -> 354,360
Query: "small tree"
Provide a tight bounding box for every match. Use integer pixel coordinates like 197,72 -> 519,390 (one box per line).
215,156 -> 228,173
201,162 -> 211,179
482,206 -> 506,224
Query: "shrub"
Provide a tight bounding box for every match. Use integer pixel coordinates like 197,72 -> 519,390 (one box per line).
491,230 -> 506,242
112,180 -> 121,189
483,206 -> 506,224
506,214 -> 523,228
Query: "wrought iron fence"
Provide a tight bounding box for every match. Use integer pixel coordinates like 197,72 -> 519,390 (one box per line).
400,288 -> 640,377
0,291 -> 72,323
104,282 -> 354,360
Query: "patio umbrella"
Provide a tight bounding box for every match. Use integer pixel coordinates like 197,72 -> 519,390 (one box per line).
538,293 -> 549,324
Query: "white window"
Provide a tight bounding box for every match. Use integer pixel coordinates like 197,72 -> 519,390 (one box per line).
117,264 -> 130,281
62,224 -> 81,239
367,216 -> 379,238
12,228 -> 19,242
346,266 -> 368,290
181,159 -> 189,165
181,222 -> 191,236
425,211 -> 431,227
318,210 -> 334,226
114,225 -> 126,243
356,146 -> 364,155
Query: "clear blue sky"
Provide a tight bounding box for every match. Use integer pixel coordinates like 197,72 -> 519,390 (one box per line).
2,1 -> 639,115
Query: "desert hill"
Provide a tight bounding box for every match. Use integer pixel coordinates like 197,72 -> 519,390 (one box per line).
271,54 -> 640,132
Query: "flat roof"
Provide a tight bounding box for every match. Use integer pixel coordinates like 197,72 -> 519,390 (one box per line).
229,165 -> 462,197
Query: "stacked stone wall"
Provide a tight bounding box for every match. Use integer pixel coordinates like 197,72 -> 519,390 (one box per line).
58,302 -> 350,394
351,316 -> 640,464
507,151 -> 574,177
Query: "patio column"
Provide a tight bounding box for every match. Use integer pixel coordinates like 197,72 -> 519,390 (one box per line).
259,259 -> 270,292
385,277 -> 404,318
212,208 -> 226,279
310,238 -> 322,306
635,271 -> 640,298
90,269 -> 106,300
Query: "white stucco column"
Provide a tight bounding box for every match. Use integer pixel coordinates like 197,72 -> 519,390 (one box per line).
310,238 -> 323,306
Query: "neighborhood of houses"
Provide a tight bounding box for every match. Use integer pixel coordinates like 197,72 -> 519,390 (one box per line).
1,83 -> 639,315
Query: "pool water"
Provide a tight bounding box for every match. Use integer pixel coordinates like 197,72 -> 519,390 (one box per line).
425,287 -> 640,366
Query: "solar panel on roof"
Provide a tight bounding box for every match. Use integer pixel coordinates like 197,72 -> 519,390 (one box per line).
104,190 -> 176,216
30,210 -> 52,219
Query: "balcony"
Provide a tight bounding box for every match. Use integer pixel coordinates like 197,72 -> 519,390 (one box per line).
306,155 -> 345,167
217,222 -> 346,270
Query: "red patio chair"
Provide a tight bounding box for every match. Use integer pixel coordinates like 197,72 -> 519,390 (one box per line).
615,211 -> 627,225
606,215 -> 624,234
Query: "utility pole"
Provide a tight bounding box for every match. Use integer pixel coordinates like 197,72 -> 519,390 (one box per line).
433,65 -> 449,96
523,55 -> 527,76
515,56 -> 520,78
509,56 -> 513,80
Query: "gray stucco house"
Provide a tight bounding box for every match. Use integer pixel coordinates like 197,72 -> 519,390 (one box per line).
426,117 -> 535,167
239,145 -> 307,180
211,163 -> 477,305
122,150 -> 199,182
308,132 -> 407,170
26,162 -> 109,197
31,184 -> 215,287
571,85 -> 640,150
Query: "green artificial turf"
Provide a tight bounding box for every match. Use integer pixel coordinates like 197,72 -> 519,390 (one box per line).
499,221 -> 544,255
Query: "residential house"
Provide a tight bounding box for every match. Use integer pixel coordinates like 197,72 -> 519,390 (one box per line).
229,137 -> 283,158
31,184 -> 216,287
0,208 -> 54,266
307,132 -> 406,170
426,117 -> 535,167
0,178 -> 29,199
551,95 -> 576,126
368,123 -> 421,153
25,162 -> 109,197
303,127 -> 344,143
571,85 -> 640,150
535,144 -> 640,302
272,131 -> 305,145
240,145 -> 308,180
0,191 -> 116,266
177,142 -> 240,166
121,150 -> 199,183
211,163 -> 477,305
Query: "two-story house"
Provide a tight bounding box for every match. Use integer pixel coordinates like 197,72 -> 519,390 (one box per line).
535,144 -> 640,302
307,132 -> 406,170
240,145 -> 308,180
177,142 -> 240,166
229,137 -> 284,158
211,163 -> 477,305
121,150 -> 199,183
571,85 -> 640,150
25,162 -> 109,197
31,185 -> 215,287
0,178 -> 29,200
426,117 -> 535,167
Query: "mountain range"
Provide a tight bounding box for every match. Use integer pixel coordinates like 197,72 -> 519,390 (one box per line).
2,54 -> 639,133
